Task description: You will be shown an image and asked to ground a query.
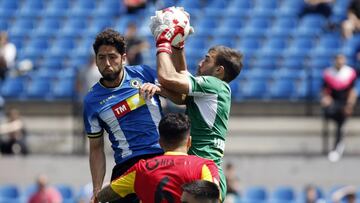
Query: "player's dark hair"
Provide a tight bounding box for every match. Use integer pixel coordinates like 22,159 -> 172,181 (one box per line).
182,180 -> 219,202
159,113 -> 190,148
209,46 -> 243,83
93,28 -> 126,55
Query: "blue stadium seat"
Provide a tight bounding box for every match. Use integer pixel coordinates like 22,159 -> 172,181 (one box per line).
0,184 -> 20,202
48,37 -> 76,56
93,0 -> 122,16
208,0 -> 228,9
59,18 -> 89,37
252,8 -> 276,19
53,78 -> 75,99
307,56 -> 333,70
42,55 -> 66,70
243,186 -> 268,202
177,0 -> 203,9
299,15 -> 327,28
252,56 -> 278,70
292,25 -> 322,39
211,37 -> 235,47
0,1 -> 18,19
22,38 -> 49,56
23,184 -> 38,201
267,26 -> 293,39
25,78 -> 53,99
8,18 -> 36,35
35,18 -> 62,36
223,16 -> 245,28
255,0 -> 279,9
261,38 -> 288,54
273,69 -> 305,80
230,0 -> 253,10
279,0 -> 305,14
0,18 -> 9,30
247,18 -> 272,29
74,0 -> 96,10
1,77 -> 26,99
55,184 -> 74,200
47,0 -> 70,9
356,80 -> 360,97
272,186 -> 296,202
288,37 -> 314,52
272,18 -> 298,30
246,68 -> 273,80
268,79 -> 296,99
241,80 -> 268,99
237,38 -> 262,55
0,0 -> 19,10
87,18 -> 113,36
281,56 -> 306,70
22,0 -> 45,9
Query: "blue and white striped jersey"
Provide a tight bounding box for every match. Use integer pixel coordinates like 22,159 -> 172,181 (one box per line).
83,65 -> 163,165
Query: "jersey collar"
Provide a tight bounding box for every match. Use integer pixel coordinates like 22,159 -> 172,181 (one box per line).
164,151 -> 188,156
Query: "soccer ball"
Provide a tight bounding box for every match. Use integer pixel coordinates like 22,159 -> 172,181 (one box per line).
160,7 -> 194,46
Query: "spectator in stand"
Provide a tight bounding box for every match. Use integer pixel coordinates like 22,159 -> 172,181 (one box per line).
0,32 -> 16,81
342,0 -> 360,39
0,108 -> 28,155
304,185 -> 325,203
123,0 -> 147,13
321,54 -> 358,162
299,0 -> 334,18
125,22 -> 149,65
29,174 -> 62,203
332,186 -> 357,203
224,162 -> 240,200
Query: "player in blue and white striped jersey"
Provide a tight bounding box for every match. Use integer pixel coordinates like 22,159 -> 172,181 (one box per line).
83,28 -> 163,203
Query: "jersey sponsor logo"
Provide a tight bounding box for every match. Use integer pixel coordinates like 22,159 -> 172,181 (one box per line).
145,158 -> 191,171
111,93 -> 146,118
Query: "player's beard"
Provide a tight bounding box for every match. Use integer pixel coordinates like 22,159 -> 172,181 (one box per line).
101,69 -> 121,82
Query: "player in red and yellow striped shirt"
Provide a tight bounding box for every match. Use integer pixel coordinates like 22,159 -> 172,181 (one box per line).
96,113 -> 220,203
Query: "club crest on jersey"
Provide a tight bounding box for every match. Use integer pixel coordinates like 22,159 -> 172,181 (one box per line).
130,78 -> 142,89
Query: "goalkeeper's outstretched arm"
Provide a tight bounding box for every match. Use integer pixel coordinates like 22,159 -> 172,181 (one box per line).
171,46 -> 187,73
157,52 -> 189,95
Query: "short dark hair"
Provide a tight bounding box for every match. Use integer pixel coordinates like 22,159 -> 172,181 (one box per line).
158,113 -> 190,148
209,46 -> 243,83
93,28 -> 126,55
182,180 -> 219,202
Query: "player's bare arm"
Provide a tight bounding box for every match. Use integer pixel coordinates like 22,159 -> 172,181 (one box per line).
171,47 -> 187,72
158,86 -> 186,105
96,185 -> 120,203
157,53 -> 189,94
89,136 -> 106,198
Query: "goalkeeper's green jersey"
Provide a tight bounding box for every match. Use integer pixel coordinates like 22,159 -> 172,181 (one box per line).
185,74 -> 231,167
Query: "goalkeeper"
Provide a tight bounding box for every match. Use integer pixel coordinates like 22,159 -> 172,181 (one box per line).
148,7 -> 243,201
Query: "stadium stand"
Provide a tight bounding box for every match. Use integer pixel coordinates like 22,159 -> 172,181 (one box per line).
0,0 -> 358,102
1,183 -> 359,203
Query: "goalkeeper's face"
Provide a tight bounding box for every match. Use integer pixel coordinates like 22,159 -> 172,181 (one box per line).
196,51 -> 218,77
96,45 -> 126,82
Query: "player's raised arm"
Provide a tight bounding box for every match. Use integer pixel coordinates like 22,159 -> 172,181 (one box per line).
171,43 -> 187,72
149,7 -> 194,94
